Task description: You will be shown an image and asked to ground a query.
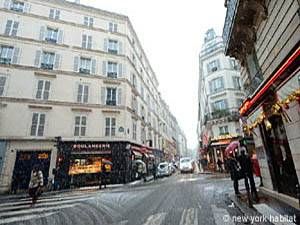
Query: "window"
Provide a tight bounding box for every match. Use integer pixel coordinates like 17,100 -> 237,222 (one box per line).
41,52 -> 55,70
141,127 -> 146,144
108,22 -> 118,32
0,46 -> 13,64
140,85 -> 144,99
74,115 -> 86,136
132,53 -> 136,65
10,1 -> 24,12
105,117 -> 116,136
108,40 -> 118,54
219,126 -> 229,135
230,59 -> 239,70
30,113 -> 46,136
49,9 -> 60,20
82,35 -> 92,49
84,16 -> 94,27
209,77 -> 224,93
233,76 -> 241,90
106,88 -> 117,105
212,99 -> 227,111
36,80 -> 50,100
132,121 -> 137,140
131,95 -> 138,112
107,62 -> 118,78
207,59 -> 220,73
79,57 -> 91,74
0,76 -> 7,96
77,84 -> 89,103
141,106 -> 145,121
4,20 -> 19,36
236,98 -> 244,107
45,27 -> 58,43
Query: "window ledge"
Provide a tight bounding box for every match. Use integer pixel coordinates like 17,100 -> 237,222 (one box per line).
34,71 -> 57,78
71,107 -> 92,112
28,104 -> 52,110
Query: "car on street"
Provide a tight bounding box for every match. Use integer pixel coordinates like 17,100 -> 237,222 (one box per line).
157,162 -> 172,177
179,157 -> 194,173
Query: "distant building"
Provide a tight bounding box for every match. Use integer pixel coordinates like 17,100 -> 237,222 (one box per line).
197,29 -> 245,170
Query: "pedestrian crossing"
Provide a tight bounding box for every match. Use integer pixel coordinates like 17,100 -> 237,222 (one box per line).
0,192 -> 95,224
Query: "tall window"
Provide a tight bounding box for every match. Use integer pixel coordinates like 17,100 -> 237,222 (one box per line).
4,20 -> 19,36
107,62 -> 118,78
74,115 -> 86,136
108,22 -> 118,32
0,76 -> 7,96
131,73 -> 137,87
207,59 -> 220,73
30,113 -> 46,136
45,27 -> 58,43
0,46 -> 13,64
79,57 -> 91,74
131,95 -> 138,112
230,59 -> 239,70
10,1 -> 24,12
41,51 -> 55,70
77,84 -> 89,103
141,106 -> 145,121
82,35 -> 92,49
232,76 -> 241,90
105,117 -> 116,136
49,9 -> 60,20
36,80 -> 50,100
209,77 -> 224,93
219,126 -> 229,135
132,121 -> 137,140
141,127 -> 146,144
106,88 -> 117,105
84,16 -> 94,27
212,99 -> 227,111
108,40 -> 118,54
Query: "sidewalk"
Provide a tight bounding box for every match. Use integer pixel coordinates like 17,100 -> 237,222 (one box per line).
0,175 -> 154,201
229,187 -> 300,225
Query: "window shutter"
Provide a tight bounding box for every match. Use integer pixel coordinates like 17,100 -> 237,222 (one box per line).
118,41 -> 123,54
4,20 -> 12,35
44,81 -> 50,100
101,87 -> 106,104
34,50 -> 41,67
102,61 -> 107,76
24,3 -> 31,13
4,0 -> 11,9
103,38 -> 108,51
77,84 -> 83,102
11,21 -> 19,36
54,54 -> 61,69
39,26 -> 45,41
117,88 -> 122,105
58,30 -> 63,44
82,34 -> 87,48
83,86 -> 89,103
12,47 -> 20,64
36,80 -> 43,99
73,56 -> 79,72
87,36 -> 92,49
37,114 -> 45,136
49,9 -> 54,19
118,63 -> 123,78
91,59 -> 96,74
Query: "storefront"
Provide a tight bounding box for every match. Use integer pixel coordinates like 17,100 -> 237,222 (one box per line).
55,141 -> 132,188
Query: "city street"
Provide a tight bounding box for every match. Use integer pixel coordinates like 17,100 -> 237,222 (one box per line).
0,173 -> 267,225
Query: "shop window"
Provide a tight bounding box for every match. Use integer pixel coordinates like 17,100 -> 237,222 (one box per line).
105,117 -> 116,136
30,113 -> 46,136
74,115 -> 87,136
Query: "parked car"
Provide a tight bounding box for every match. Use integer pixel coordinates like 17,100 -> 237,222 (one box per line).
179,157 -> 194,173
157,162 -> 171,177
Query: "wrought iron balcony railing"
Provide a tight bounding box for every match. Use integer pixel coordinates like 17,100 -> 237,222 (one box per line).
204,108 -> 240,124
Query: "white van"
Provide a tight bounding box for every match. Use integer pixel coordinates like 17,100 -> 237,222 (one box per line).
179,157 -> 194,173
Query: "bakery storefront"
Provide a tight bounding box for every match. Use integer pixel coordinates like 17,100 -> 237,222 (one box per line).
56,141 -> 132,188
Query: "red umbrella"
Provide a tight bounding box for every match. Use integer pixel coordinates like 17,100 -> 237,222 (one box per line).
225,141 -> 240,156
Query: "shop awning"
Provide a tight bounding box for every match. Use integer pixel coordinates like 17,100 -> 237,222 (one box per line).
132,150 -> 143,157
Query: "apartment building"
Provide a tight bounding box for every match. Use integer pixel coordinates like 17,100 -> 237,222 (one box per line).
0,0 -> 184,192
197,29 -> 245,170
223,0 -> 300,206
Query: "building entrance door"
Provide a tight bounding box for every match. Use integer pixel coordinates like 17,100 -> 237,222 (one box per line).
260,115 -> 298,197
12,151 -> 51,190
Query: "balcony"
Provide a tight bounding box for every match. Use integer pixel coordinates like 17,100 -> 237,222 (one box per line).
45,37 -> 57,44
108,49 -> 118,54
204,108 -> 240,124
107,72 -> 117,78
41,63 -> 53,70
106,100 -> 116,106
79,68 -> 90,74
0,58 -> 11,65
222,0 -> 267,65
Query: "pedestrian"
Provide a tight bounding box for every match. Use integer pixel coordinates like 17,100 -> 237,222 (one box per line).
99,162 -> 107,189
153,163 -> 157,180
237,147 -> 259,203
251,154 -> 263,187
227,151 -> 243,196
28,165 -> 44,206
11,172 -> 20,194
217,158 -> 223,173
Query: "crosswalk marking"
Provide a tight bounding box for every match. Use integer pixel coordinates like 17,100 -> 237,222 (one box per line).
179,208 -> 198,225
142,212 -> 167,225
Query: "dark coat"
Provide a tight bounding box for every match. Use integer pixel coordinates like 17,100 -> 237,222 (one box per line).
227,158 -> 241,180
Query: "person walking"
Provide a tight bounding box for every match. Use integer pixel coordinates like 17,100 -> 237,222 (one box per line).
227,151 -> 242,196
28,165 -> 44,206
217,158 -> 223,173
153,163 -> 157,180
99,162 -> 107,189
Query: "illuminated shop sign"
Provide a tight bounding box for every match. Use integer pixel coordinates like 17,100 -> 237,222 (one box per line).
72,143 -> 111,152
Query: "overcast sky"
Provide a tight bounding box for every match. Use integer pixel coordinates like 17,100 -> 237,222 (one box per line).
81,0 -> 226,149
